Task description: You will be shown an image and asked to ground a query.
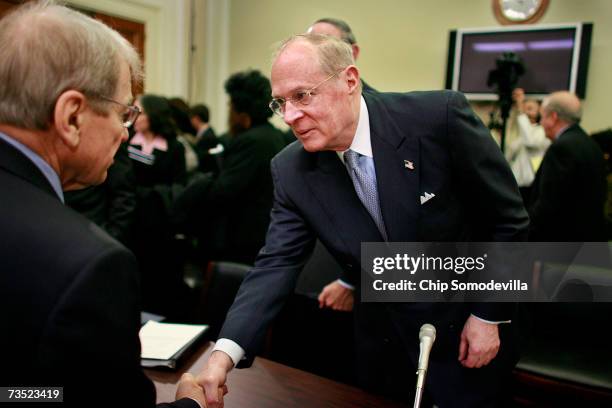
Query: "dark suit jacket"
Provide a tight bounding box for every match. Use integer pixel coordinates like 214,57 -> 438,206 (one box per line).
361,78 -> 377,93
219,91 -> 528,402
0,137 -> 196,408
129,137 -> 187,187
180,122 -> 286,264
194,127 -> 220,173
529,124 -> 607,241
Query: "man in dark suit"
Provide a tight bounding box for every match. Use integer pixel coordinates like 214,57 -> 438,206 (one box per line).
529,91 -> 607,241
197,34 -> 527,407
190,104 -> 221,173
0,2 -> 205,407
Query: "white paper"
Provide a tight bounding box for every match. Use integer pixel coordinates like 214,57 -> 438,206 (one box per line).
139,320 -> 207,360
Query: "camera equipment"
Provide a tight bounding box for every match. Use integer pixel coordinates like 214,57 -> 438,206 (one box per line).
487,52 -> 525,152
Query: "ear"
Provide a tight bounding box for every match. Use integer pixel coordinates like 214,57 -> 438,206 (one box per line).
345,65 -> 360,95
351,44 -> 360,61
53,90 -> 87,149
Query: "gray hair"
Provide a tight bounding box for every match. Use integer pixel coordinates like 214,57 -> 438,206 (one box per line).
0,0 -> 143,130
313,17 -> 357,45
542,91 -> 582,124
275,34 -> 355,77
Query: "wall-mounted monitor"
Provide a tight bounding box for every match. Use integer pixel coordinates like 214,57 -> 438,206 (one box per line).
445,23 -> 593,100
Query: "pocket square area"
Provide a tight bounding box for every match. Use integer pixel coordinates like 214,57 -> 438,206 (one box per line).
420,192 -> 436,205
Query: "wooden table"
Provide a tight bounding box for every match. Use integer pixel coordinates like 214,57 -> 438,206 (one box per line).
145,342 -> 407,407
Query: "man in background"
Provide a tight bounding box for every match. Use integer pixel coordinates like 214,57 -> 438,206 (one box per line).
529,91 -> 607,241
0,2 -> 204,406
308,17 -> 377,93
190,103 -> 221,173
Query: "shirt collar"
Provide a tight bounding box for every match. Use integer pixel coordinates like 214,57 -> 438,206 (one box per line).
0,131 -> 64,203
337,95 -> 371,163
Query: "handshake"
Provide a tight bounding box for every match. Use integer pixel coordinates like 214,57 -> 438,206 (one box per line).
173,351 -> 233,408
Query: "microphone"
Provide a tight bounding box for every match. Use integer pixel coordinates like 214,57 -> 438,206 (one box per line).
413,324 -> 436,408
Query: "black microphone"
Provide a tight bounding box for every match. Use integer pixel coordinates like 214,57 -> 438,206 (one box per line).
414,324 -> 436,408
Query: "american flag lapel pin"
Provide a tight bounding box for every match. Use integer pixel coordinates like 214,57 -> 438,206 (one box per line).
404,160 -> 414,170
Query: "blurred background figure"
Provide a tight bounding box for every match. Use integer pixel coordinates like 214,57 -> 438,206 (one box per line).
130,94 -> 186,187
168,97 -> 201,176
129,94 -> 191,319
190,103 -> 222,174
176,70 -> 285,266
505,88 -> 550,202
528,91 -> 607,241
307,17 -> 376,93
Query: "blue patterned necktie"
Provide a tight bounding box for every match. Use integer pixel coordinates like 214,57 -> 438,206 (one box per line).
343,149 -> 388,240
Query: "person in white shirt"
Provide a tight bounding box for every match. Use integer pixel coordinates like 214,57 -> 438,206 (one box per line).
505,88 -> 550,200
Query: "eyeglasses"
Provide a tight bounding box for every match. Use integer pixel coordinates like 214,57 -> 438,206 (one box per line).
269,69 -> 344,117
96,95 -> 141,128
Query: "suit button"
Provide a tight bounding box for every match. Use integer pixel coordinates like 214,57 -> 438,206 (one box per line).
347,263 -> 353,269
383,337 -> 390,344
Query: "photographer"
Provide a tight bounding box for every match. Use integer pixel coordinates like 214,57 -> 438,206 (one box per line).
505,88 -> 550,200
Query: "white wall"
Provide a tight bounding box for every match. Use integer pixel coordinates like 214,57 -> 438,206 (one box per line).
71,0 -> 612,135
219,0 -> 612,134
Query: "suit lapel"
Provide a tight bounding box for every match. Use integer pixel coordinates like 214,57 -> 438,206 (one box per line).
305,150 -> 384,244
364,93 -> 420,242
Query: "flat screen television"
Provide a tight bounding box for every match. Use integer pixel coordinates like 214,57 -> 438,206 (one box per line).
445,23 -> 592,100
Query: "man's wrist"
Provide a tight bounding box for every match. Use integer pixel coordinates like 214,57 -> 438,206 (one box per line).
210,350 -> 235,371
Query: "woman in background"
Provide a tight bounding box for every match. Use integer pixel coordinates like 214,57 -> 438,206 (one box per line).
129,94 -> 186,187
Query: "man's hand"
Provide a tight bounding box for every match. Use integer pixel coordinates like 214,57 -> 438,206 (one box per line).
196,351 -> 233,408
176,373 -> 206,407
458,315 -> 500,368
318,280 -> 354,311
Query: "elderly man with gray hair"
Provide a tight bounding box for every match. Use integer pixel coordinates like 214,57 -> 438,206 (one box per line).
0,1 -> 205,406
198,33 -> 528,407
529,91 -> 607,241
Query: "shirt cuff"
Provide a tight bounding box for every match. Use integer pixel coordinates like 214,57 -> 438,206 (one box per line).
471,313 -> 511,324
213,338 -> 245,367
336,279 -> 355,290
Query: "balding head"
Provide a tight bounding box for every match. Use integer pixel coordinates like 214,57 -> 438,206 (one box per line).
540,91 -> 582,140
270,34 -> 361,152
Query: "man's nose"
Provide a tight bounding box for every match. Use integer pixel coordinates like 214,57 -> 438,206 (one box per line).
283,100 -> 304,126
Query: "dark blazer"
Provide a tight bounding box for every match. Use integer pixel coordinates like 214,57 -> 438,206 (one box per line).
529,124 -> 607,241
129,137 -> 187,187
0,138 -> 196,408
361,78 -> 377,93
219,91 -> 528,404
183,122 -> 286,264
194,127 -> 220,173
